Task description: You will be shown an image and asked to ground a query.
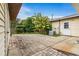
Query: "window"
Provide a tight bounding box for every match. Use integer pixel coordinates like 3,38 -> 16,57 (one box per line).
64,22 -> 69,29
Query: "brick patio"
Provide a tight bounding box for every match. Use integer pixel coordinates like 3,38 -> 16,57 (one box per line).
8,34 -> 79,56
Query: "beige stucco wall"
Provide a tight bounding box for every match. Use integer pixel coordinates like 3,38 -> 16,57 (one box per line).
52,17 -> 79,36
70,17 -> 79,36
0,3 -> 10,56
59,18 -> 71,35
52,21 -> 60,34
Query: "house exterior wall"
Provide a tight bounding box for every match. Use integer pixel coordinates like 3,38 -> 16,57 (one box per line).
70,17 -> 79,36
52,21 -> 60,34
0,3 -> 10,55
52,17 -> 79,36
4,3 -> 10,55
0,3 -> 5,56
59,19 -> 71,35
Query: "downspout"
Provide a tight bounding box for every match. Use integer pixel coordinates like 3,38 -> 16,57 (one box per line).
59,20 -> 61,35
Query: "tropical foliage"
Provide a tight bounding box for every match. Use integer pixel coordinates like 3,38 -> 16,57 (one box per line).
16,13 -> 52,34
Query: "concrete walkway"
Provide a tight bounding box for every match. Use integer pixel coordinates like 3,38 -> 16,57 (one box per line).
8,34 -> 79,56
53,36 -> 79,55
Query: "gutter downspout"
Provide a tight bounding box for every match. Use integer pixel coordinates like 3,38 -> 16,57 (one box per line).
59,20 -> 61,35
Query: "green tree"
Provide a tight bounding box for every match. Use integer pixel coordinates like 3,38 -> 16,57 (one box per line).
24,17 -> 35,32
16,13 -> 52,34
32,13 -> 52,34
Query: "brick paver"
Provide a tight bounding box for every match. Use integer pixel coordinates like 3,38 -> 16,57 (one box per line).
8,34 -> 77,56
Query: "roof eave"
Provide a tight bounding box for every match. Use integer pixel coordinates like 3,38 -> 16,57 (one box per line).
8,3 -> 22,21
50,15 -> 79,22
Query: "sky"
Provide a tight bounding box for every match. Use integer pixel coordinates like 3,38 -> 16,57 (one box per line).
17,3 -> 77,19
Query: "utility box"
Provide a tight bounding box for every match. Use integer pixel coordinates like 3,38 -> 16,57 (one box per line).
49,30 -> 53,36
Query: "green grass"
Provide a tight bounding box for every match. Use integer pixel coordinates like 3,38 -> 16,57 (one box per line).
15,32 -> 48,35
53,34 -> 60,37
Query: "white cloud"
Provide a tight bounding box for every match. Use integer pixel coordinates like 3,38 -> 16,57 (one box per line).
21,6 -> 31,12
17,6 -> 31,19
48,16 -> 63,19
53,16 -> 63,19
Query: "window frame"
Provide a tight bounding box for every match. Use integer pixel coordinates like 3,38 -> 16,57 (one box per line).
64,22 -> 69,29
